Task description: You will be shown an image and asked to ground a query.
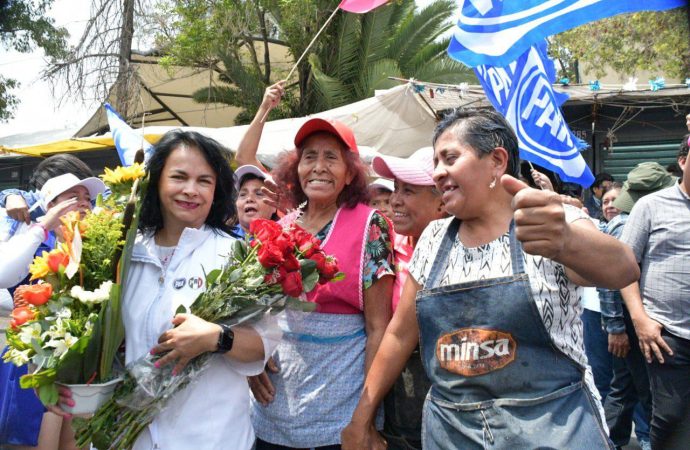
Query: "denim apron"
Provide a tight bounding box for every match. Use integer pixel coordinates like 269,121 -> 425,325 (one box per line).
416,219 -> 612,449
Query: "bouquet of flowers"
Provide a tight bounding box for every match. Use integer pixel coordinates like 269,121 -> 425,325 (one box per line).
73,218 -> 343,449
3,163 -> 147,407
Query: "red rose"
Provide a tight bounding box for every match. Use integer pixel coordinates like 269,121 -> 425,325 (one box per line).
47,250 -> 70,273
257,243 -> 285,268
22,283 -> 53,306
280,270 -> 303,297
250,219 -> 283,243
321,256 -> 340,280
292,228 -> 321,257
282,253 -> 301,272
273,233 -> 294,256
309,252 -> 327,272
10,306 -> 36,328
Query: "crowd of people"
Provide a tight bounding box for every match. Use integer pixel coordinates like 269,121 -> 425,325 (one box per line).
0,83 -> 688,450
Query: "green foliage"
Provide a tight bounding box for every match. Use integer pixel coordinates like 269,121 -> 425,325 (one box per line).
0,76 -> 19,122
0,0 -> 69,122
156,0 -> 475,121
80,212 -> 125,290
551,9 -> 690,80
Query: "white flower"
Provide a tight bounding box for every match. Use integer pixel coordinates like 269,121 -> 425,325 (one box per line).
18,322 -> 43,345
3,348 -> 31,365
70,280 -> 113,304
46,332 -> 79,358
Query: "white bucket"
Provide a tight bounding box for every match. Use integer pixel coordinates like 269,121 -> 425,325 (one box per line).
56,377 -> 122,415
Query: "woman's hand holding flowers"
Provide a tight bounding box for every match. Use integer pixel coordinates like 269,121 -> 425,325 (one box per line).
151,313 -> 222,375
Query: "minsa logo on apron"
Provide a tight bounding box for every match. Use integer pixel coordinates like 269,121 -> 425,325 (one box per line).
436,328 -> 516,377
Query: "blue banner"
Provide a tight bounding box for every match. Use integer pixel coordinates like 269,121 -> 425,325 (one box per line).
474,42 -> 594,187
105,103 -> 154,166
448,0 -> 686,68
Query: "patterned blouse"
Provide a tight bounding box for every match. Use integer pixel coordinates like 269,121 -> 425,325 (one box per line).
315,211 -> 394,290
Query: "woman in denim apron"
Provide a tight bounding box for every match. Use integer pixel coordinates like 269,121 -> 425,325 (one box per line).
342,108 -> 640,449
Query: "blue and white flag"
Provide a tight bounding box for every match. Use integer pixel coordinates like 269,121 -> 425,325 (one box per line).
449,0 -> 686,67
474,41 -> 594,187
105,103 -> 154,166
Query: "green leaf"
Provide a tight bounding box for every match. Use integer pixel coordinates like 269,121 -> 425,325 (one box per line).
38,383 -> 59,406
205,269 -> 222,285
228,268 -> 243,283
234,239 -> 248,261
332,272 -> 345,282
98,283 -> 124,381
299,259 -> 316,278
302,271 -> 319,293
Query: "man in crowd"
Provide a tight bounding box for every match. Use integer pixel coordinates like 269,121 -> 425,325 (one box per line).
619,145 -> 690,449
584,172 -> 614,219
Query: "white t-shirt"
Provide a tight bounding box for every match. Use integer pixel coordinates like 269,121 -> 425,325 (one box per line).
408,206 -> 604,418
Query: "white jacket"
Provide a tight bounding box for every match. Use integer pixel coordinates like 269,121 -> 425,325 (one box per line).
123,226 -> 280,450
0,218 -> 46,288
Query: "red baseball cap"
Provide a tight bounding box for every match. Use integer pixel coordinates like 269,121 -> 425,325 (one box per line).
294,118 -> 359,154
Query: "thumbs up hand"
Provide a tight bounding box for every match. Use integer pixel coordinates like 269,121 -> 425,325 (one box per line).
500,174 -> 569,260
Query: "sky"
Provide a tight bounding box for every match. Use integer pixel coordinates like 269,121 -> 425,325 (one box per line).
0,0 -> 95,138
0,0 -> 449,139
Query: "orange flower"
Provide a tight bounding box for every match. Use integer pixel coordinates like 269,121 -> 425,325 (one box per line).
10,306 -> 36,328
47,249 -> 70,273
59,211 -> 88,244
22,283 -> 53,306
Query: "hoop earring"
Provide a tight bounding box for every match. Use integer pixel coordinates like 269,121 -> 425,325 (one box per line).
489,176 -> 497,189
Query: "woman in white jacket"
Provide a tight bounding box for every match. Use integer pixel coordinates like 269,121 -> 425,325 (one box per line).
51,130 -> 280,450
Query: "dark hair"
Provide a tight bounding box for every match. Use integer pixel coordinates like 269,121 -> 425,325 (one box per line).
272,133 -> 370,209
601,181 -> 623,196
237,173 -> 280,221
238,173 -> 265,190
139,130 -> 236,234
29,154 -> 94,190
590,172 -> 614,192
432,108 -> 520,178
679,134 -> 689,159
560,182 -> 583,198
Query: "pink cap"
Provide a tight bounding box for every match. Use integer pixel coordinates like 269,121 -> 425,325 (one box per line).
294,118 -> 358,154
371,147 -> 435,186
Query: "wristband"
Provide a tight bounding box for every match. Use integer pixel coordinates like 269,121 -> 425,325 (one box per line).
30,223 -> 49,241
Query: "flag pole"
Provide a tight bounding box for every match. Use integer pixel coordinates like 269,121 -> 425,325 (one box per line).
260,6 -> 340,123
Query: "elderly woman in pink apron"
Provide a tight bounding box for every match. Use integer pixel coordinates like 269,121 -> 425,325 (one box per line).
342,108 -> 640,449
238,85 -> 394,449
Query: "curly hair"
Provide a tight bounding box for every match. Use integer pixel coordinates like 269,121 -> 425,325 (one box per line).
272,134 -> 369,209
139,130 -> 236,235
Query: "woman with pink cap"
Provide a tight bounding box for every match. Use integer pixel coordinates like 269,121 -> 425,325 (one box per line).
368,146 -> 447,450
236,84 -> 394,449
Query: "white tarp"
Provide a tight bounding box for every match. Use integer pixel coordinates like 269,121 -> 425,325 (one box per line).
117,83 -> 438,165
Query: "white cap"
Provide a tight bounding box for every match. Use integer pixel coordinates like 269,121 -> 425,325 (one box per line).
368,178 -> 394,192
371,147 -> 435,186
234,165 -> 273,189
39,173 -> 106,212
